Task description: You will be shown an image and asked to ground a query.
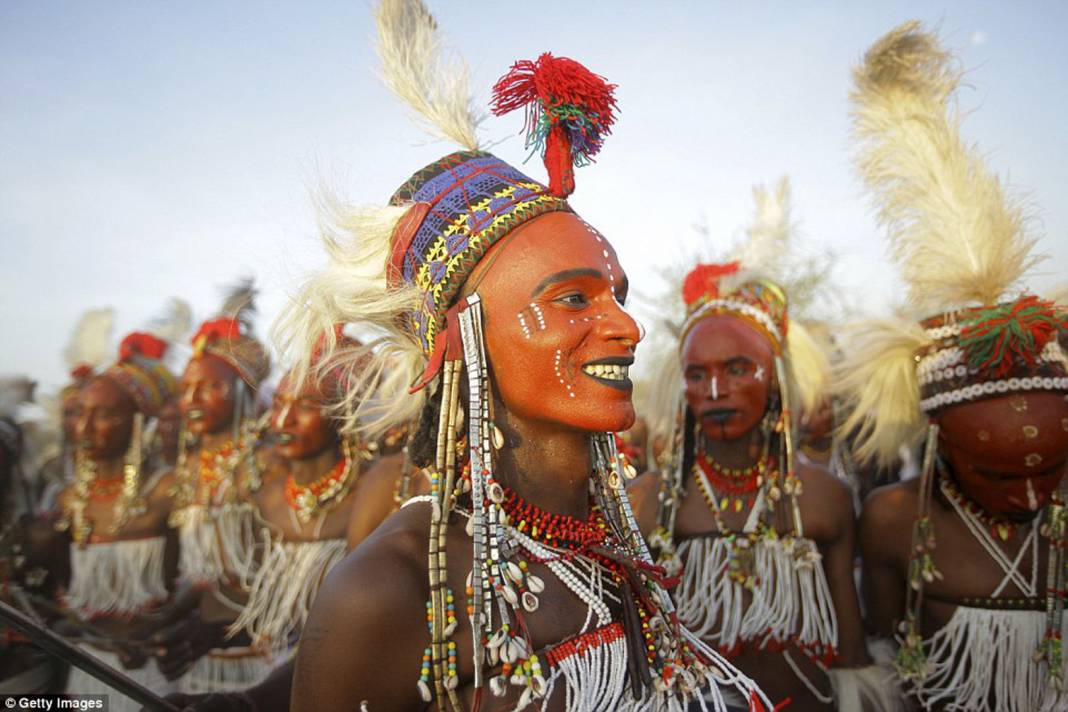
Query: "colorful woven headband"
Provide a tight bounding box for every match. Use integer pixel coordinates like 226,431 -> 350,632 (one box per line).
191,317 -> 270,388
679,263 -> 789,354
915,296 -> 1068,412
387,150 -> 571,358
103,333 -> 178,417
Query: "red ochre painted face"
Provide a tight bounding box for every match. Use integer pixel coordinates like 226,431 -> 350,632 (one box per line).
179,354 -> 238,436
472,211 -> 640,434
156,399 -> 181,456
939,391 -> 1068,520
76,377 -> 136,461
270,377 -> 338,461
681,314 -> 774,443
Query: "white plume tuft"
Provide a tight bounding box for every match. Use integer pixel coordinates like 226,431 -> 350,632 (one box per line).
374,0 -> 482,151
273,192 -> 425,439
850,20 -> 1038,311
63,308 -> 114,373
148,298 -> 193,344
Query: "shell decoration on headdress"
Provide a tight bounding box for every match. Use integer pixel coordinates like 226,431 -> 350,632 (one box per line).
836,20 -> 1068,465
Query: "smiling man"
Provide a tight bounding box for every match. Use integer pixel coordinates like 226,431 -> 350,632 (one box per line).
267,1 -> 768,710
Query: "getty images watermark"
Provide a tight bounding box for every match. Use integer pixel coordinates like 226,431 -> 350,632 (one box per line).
2,696 -> 108,711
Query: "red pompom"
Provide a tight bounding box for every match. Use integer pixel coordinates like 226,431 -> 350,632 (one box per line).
119,332 -> 168,362
491,52 -> 618,198
192,318 -> 242,347
70,364 -> 94,381
681,263 -> 742,307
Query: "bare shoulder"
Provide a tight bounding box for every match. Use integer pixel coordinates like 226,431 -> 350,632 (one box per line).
625,469 -> 663,537
145,470 -> 177,504
859,478 -> 920,562
797,461 -> 854,541
294,502 -> 433,711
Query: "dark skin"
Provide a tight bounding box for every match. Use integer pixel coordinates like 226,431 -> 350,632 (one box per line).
55,376 -> 179,666
629,315 -> 869,712
157,399 -> 182,467
151,355 -> 254,681
861,392 -> 1068,658
292,211 -> 640,711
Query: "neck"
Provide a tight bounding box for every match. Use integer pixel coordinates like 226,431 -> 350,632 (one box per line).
196,428 -> 233,453
288,443 -> 343,486
494,403 -> 591,520
86,454 -> 125,480
702,427 -> 764,470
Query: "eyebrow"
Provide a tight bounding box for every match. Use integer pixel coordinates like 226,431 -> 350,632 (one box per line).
530,268 -> 603,298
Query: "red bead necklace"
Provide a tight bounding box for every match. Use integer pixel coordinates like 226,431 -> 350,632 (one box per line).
499,487 -> 609,553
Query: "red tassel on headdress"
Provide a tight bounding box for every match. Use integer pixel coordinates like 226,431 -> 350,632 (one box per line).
70,364 -> 94,381
682,262 -> 742,308
491,52 -> 618,198
119,332 -> 168,362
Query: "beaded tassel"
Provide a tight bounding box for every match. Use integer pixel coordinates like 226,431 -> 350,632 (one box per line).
896,422 -> 941,681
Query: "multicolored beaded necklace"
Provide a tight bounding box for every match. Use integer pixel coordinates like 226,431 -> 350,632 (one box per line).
693,448 -> 770,514
192,439 -> 240,505
284,457 -> 355,524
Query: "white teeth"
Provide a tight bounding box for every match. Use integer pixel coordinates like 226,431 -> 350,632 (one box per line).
581,363 -> 630,381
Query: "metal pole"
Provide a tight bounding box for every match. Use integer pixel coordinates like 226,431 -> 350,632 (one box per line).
0,600 -> 181,712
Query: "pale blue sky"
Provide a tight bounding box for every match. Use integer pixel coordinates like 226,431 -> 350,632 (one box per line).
2,1 -> 1066,391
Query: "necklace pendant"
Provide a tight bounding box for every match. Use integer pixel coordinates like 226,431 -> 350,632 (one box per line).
733,498 -> 744,513
995,523 -> 1011,542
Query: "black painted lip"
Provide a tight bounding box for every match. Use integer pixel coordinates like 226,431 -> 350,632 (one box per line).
580,355 -> 634,391
701,408 -> 738,423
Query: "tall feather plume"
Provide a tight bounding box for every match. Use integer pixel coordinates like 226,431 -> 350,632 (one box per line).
63,308 -> 115,374
148,298 -> 193,344
729,177 -> 793,279
834,316 -> 930,465
219,277 -> 257,328
851,20 -> 1038,311
374,0 -> 482,150
273,193 -> 424,439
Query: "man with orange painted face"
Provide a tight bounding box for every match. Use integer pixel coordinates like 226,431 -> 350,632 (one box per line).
53,331 -> 180,709
266,2 -> 769,711
225,332 -> 395,658
840,22 -> 1068,712
628,179 -> 886,711
33,309 -> 115,514
152,283 -> 273,695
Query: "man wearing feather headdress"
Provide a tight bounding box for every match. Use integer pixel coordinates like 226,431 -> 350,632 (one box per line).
51,329 -> 181,710
627,178 -> 894,711
149,282 -> 275,695
270,1 -> 770,710
838,21 -> 1068,712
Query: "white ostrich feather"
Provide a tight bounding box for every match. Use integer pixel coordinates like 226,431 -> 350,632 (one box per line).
374,0 -> 482,151
63,308 -> 114,372
850,20 -> 1038,311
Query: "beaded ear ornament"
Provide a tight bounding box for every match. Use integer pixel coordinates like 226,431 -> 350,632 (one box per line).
418,295 -> 765,710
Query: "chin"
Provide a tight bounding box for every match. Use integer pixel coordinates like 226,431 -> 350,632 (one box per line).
700,424 -> 752,442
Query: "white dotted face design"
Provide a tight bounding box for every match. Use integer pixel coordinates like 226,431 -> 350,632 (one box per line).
516,303 -> 547,340
754,365 -> 766,382
579,219 -> 615,286
554,349 -> 576,398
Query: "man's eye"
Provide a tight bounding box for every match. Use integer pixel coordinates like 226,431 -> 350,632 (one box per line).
557,293 -> 588,307
685,372 -> 706,383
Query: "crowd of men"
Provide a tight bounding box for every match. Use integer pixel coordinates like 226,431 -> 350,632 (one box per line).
1,4 -> 1066,711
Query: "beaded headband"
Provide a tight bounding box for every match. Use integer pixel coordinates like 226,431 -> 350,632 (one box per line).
915,296 -> 1068,413
191,317 -> 270,389
680,263 -> 788,354
387,150 -> 571,357
103,332 -> 178,417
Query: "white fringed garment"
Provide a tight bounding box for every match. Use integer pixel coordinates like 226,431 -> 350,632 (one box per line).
674,534 -> 838,658
65,536 -> 169,619
912,606 -> 1068,712
229,537 -> 348,651
177,648 -> 273,695
173,503 -> 259,587
538,622 -> 757,711
66,642 -> 175,712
